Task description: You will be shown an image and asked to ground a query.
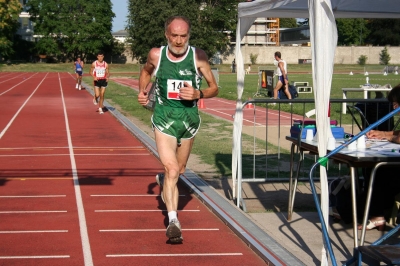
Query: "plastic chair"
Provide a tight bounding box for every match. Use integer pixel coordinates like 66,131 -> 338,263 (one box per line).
355,102 -> 395,131
347,105 -> 369,131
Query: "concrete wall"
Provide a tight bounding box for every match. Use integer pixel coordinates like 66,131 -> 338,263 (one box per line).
123,45 -> 400,65
221,45 -> 400,65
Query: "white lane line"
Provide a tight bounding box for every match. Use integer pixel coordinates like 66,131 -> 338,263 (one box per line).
0,195 -> 66,198
0,154 -> 150,157
0,230 -> 68,233
0,211 -> 67,214
0,255 -> 70,259
0,74 -> 38,96
107,253 -> 243,257
95,210 -> 200,212
0,146 -> 142,150
58,73 -> 93,266
0,72 -> 28,85
100,228 -> 219,232
91,194 -> 185,197
0,73 -> 48,139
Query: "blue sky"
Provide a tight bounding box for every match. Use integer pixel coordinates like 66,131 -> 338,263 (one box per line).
111,0 -> 128,32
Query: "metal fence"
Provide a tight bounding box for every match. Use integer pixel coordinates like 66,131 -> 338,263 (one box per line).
234,98 -> 398,211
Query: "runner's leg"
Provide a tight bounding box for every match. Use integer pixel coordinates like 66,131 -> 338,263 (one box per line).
154,129 -> 181,212
98,87 -> 106,109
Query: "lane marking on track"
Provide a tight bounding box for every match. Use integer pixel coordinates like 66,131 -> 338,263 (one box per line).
0,73 -> 38,96
205,108 -> 266,126
0,230 -> 68,233
0,211 -> 67,214
95,210 -> 200,212
107,253 -> 243,257
58,73 -> 93,266
100,228 -> 219,232
0,73 -> 48,139
0,255 -> 70,259
0,72 -> 29,85
0,154 -> 150,157
0,195 -> 66,198
91,194 -> 186,197
0,146 -> 143,150
0,178 -> 72,180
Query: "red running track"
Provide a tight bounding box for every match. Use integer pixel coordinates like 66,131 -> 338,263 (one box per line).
0,72 -> 267,265
112,77 -> 304,126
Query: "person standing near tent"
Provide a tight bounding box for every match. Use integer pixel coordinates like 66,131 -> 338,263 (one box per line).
231,59 -> 236,73
90,51 -> 109,115
137,15 -> 218,243
272,51 -> 292,101
74,57 -> 84,90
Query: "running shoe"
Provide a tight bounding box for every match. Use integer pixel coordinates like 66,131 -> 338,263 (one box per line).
99,107 -> 104,114
93,97 -> 98,105
156,173 -> 165,203
166,219 -> 183,243
78,85 -> 81,90
75,83 -> 78,89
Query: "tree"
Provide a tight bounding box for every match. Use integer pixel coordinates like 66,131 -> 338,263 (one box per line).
379,46 -> 391,65
367,19 -> 400,46
26,0 -> 115,61
0,0 -> 22,59
280,18 -> 297,28
127,0 -> 237,63
336,18 -> 369,46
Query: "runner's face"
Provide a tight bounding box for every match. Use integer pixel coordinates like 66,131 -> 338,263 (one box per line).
166,19 -> 190,56
97,54 -> 104,62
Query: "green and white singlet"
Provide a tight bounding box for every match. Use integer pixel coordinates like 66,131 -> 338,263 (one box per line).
151,46 -> 203,144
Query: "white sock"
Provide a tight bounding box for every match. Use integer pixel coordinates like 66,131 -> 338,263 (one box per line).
168,211 -> 177,222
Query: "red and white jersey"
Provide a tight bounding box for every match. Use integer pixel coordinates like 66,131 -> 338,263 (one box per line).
93,60 -> 108,79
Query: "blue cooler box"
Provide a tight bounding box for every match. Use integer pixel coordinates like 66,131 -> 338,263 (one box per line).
290,126 -> 344,139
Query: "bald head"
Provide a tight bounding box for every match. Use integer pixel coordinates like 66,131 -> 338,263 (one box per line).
165,16 -> 191,35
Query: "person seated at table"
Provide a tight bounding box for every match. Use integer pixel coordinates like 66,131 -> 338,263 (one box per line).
358,84 -> 400,230
366,84 -> 400,143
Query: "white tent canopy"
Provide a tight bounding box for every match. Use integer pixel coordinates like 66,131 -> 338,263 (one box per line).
233,0 -> 400,264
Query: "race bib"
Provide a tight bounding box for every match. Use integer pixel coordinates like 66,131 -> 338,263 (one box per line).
95,69 -> 106,78
76,67 -> 82,71
167,79 -> 192,100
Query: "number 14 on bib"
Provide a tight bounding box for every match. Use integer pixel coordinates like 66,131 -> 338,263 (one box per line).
167,79 -> 192,100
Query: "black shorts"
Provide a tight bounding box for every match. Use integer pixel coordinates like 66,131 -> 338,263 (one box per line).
94,79 -> 107,88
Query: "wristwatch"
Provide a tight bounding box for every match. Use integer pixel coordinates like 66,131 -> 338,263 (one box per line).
199,90 -> 204,99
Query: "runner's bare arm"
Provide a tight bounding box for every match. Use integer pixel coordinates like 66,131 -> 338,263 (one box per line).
195,48 -> 218,99
180,48 -> 218,100
90,62 -> 96,80
138,48 -> 160,106
105,63 -> 110,81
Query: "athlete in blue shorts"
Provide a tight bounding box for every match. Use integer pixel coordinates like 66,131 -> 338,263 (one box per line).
74,57 -> 84,90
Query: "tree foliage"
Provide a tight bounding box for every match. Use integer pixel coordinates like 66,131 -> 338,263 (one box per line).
280,18 -> 297,28
0,0 -> 22,58
367,19 -> 400,46
379,46 -> 391,65
336,19 -> 369,46
26,0 -> 115,61
127,0 -> 237,63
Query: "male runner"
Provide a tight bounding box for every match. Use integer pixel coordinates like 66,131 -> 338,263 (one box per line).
137,16 -> 218,243
90,51 -> 109,114
273,51 -> 292,101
